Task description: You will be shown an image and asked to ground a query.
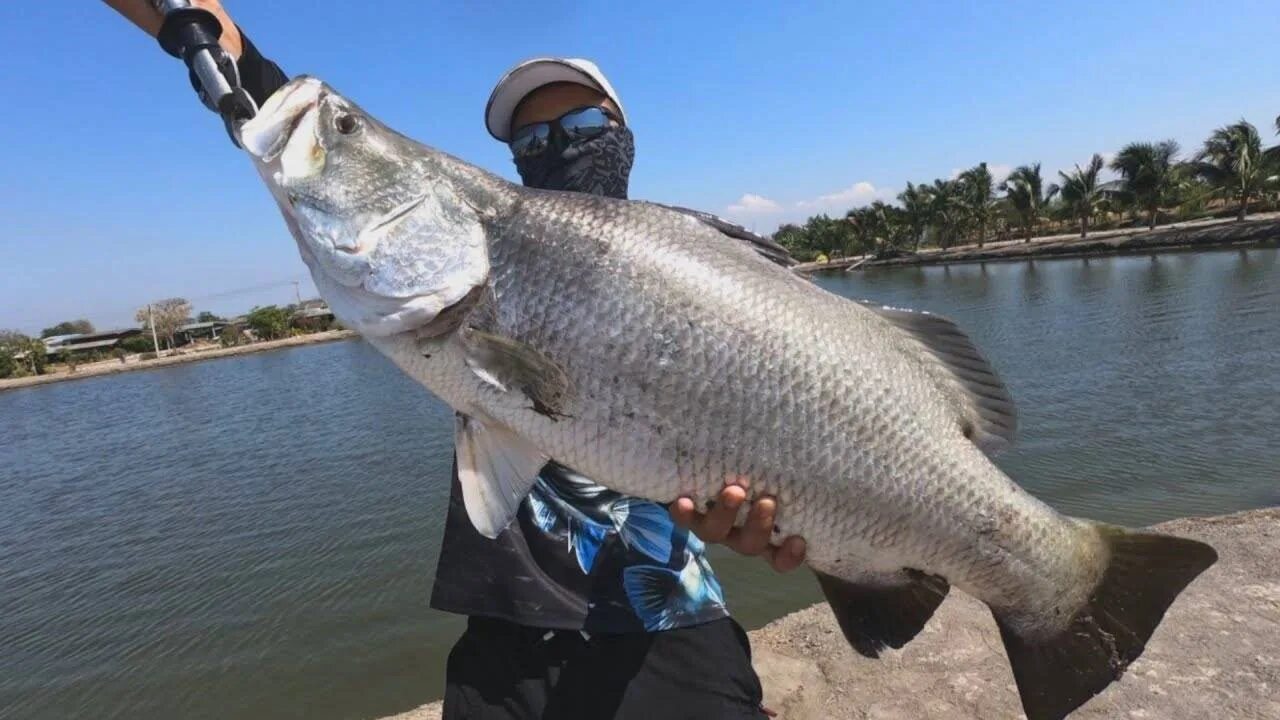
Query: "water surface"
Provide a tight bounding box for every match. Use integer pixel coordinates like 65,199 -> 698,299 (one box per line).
2,247 -> 1276,719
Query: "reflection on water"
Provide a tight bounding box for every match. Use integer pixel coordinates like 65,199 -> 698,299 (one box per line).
1,247 -> 1276,719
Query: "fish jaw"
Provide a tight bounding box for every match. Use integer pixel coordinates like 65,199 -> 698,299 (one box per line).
240,77 -> 325,162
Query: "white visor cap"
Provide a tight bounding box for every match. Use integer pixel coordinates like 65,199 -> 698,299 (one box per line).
485,57 -> 627,142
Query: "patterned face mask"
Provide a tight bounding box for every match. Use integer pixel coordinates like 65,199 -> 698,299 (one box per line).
514,125 -> 635,199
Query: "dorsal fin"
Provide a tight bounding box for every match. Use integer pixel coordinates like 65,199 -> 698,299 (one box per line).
861,302 -> 1017,455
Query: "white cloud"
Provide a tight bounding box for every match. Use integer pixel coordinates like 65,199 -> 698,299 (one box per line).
1052,151 -> 1119,183
721,180 -> 898,231
949,163 -> 1013,184
794,181 -> 892,211
726,193 -> 782,214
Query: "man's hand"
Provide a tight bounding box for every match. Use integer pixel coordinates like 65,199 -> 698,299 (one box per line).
669,480 -> 807,573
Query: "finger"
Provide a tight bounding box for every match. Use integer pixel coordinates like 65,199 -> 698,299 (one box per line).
691,485 -> 745,542
668,497 -> 698,528
727,496 -> 776,556
765,536 -> 807,573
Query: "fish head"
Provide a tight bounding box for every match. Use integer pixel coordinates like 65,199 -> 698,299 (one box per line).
241,77 -> 489,338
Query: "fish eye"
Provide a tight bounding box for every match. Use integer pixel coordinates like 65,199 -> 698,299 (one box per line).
334,112 -> 361,135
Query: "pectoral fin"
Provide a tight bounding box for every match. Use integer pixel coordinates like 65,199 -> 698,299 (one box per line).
462,329 -> 572,420
454,415 -> 547,538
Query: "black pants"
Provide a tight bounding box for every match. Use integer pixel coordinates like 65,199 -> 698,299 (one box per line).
443,616 -> 767,720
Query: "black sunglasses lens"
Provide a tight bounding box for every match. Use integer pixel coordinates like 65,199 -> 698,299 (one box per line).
510,124 -> 550,158
560,107 -> 613,140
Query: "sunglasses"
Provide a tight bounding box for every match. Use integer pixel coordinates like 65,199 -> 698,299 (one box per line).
508,106 -> 619,159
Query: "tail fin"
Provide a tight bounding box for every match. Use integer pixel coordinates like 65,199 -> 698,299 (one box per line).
993,526 -> 1217,720
815,568 -> 949,658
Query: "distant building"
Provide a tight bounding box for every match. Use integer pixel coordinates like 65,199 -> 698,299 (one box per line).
174,321 -> 229,344
43,328 -> 143,357
1097,180 -> 1128,202
292,302 -> 335,330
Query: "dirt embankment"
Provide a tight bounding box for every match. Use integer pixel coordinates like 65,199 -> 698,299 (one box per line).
794,213 -> 1280,273
0,330 -> 357,393
384,507 -> 1279,720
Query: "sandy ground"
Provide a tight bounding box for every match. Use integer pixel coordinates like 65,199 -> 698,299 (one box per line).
381,507 -> 1279,720
794,212 -> 1280,272
0,330 -> 357,392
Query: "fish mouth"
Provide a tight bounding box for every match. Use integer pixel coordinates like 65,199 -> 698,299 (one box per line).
241,77 -> 325,162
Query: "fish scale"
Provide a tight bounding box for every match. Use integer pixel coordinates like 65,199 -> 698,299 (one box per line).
244,78 -> 1218,720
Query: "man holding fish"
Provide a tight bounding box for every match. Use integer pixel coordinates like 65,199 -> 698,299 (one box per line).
105,2 -> 804,718
103,4 -> 1217,720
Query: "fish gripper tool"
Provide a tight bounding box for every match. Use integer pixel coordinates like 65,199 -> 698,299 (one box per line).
154,0 -> 257,147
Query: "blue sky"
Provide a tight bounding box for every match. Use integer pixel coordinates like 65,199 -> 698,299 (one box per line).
2,2 -> 1277,333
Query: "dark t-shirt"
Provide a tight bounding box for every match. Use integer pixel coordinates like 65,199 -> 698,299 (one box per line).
233,33 -> 730,633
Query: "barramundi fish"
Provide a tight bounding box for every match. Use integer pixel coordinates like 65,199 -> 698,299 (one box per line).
240,77 -> 1216,720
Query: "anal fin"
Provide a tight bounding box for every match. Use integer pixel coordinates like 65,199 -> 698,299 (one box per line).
815,568 -> 949,658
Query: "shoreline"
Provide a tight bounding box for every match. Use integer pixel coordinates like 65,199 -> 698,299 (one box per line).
794,212 -> 1280,272
0,329 -> 357,393
381,506 -> 1279,720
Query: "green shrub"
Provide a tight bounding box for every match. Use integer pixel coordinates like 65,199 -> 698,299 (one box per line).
246,306 -> 291,340
119,335 -> 155,354
0,349 -> 15,379
220,325 -> 246,347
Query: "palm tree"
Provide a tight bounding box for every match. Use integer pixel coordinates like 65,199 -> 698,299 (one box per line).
926,179 -> 966,249
1110,140 -> 1182,229
1192,120 -> 1274,221
846,202 -> 905,257
999,163 -> 1057,242
1057,154 -> 1106,238
1263,115 -> 1280,166
957,163 -> 995,247
896,182 -> 931,251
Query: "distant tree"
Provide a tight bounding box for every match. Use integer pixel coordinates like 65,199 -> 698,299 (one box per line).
1110,141 -> 1184,229
957,163 -> 996,247
246,305 -> 291,340
1000,163 -> 1058,242
1057,154 -> 1107,238
848,202 -> 910,257
926,179 -> 967,248
800,214 -> 858,258
0,331 -> 47,376
0,331 -> 18,378
40,319 -> 94,338
135,298 -> 191,350
1192,120 -> 1275,221
196,311 -> 225,323
771,223 -> 811,259
896,182 -> 931,251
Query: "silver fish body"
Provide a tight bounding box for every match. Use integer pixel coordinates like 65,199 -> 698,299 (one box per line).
243,78 -> 1216,720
